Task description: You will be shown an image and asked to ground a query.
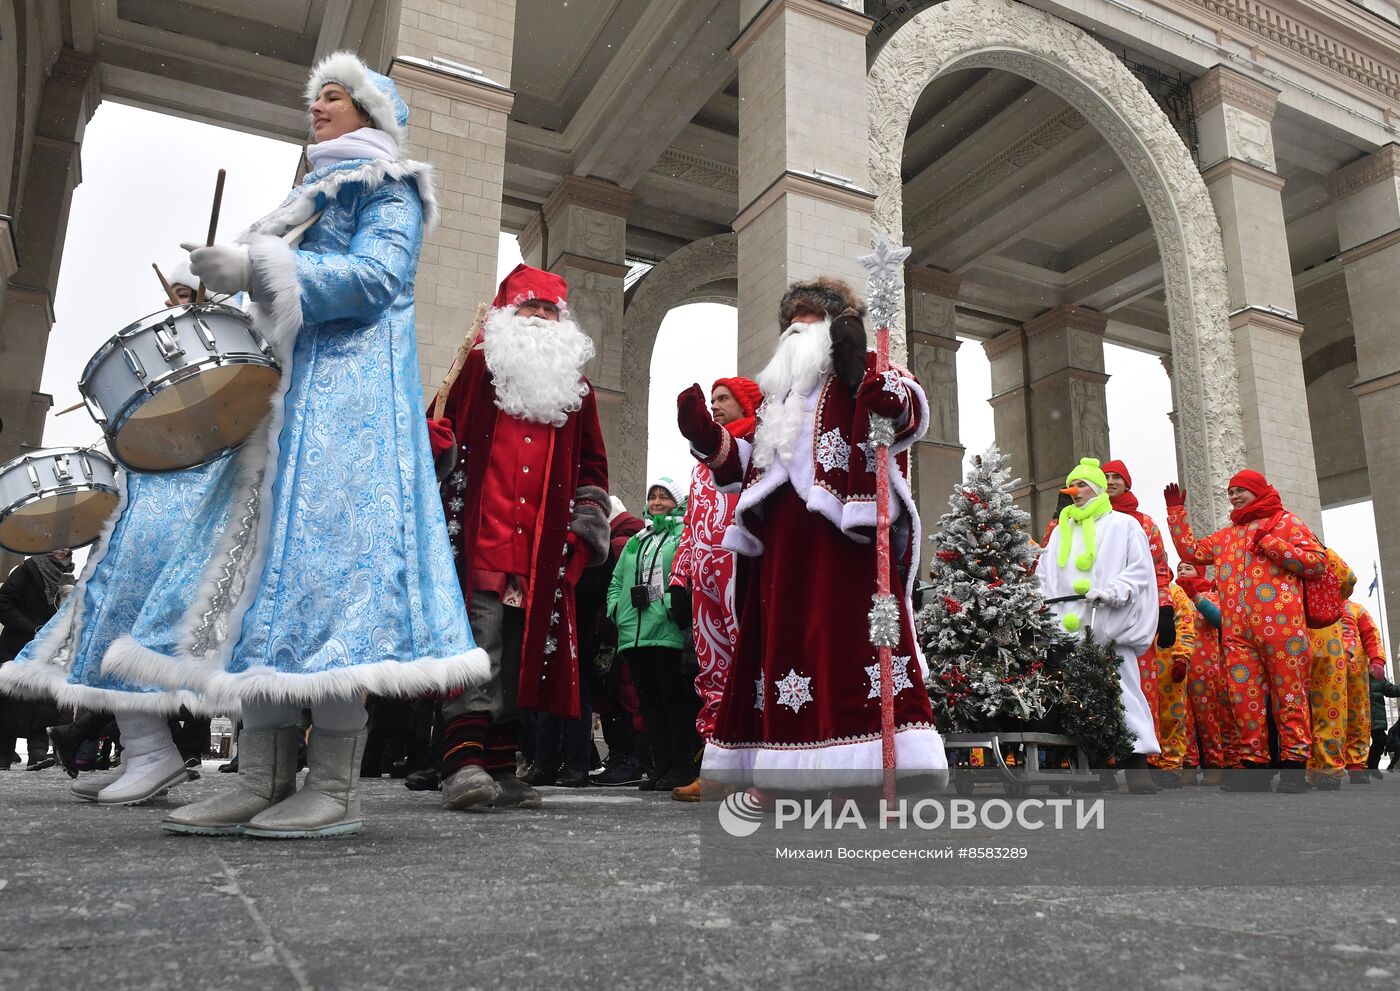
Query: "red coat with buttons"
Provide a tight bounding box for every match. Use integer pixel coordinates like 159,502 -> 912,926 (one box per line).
432,345 -> 610,717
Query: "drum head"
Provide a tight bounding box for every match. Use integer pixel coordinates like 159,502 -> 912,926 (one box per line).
0,488 -> 120,554
111,363 -> 280,472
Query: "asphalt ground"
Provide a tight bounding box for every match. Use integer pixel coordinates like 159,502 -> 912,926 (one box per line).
2,763 -> 1398,990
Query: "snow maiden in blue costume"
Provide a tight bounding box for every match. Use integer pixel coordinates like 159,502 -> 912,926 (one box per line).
0,52 -> 486,838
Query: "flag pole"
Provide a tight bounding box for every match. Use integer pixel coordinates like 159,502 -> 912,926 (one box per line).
858,237 -> 912,813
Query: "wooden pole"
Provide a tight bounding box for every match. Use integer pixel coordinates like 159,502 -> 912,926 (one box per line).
194,168 -> 227,305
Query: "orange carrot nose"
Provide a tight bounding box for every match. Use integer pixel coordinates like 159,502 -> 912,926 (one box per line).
1059,487 -> 1078,496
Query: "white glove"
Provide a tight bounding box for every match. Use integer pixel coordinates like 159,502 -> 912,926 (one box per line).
181,241 -> 251,294
1084,587 -> 1122,607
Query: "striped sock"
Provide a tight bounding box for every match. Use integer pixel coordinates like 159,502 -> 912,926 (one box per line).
441,713 -> 490,775
484,721 -> 519,777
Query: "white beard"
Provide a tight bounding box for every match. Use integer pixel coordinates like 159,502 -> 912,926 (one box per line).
483,308 -> 595,427
751,318 -> 833,470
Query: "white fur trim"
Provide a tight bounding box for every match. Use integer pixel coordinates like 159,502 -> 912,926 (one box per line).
103,635 -> 490,706
702,725 -> 948,790
238,158 -> 439,241
244,234 -> 303,362
305,51 -> 406,150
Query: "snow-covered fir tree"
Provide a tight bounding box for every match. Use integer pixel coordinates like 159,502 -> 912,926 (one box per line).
916,447 -> 1056,731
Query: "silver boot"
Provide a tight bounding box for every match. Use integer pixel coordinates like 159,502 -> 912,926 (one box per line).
243,728 -> 365,839
162,727 -> 301,836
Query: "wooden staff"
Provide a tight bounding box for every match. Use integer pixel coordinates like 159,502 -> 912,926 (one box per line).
153,263 -> 179,305
432,301 -> 489,421
194,168 -> 227,305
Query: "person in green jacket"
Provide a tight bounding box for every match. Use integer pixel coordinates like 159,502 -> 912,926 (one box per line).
607,477 -> 699,791
1367,666 -> 1400,778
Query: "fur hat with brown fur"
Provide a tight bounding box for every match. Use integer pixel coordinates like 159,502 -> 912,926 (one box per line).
778,278 -> 866,329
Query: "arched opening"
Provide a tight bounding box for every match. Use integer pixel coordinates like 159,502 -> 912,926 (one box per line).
869,0 -> 1243,530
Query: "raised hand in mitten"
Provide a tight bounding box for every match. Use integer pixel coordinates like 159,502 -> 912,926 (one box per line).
181,241 -> 250,294
856,367 -> 908,419
677,383 -> 722,456
1163,482 -> 1186,508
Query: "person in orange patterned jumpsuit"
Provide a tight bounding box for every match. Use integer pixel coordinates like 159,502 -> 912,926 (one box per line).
1175,561 -> 1239,783
1305,551 -> 1357,790
1152,581 -> 1199,780
1102,461 -> 1177,785
1344,596 -> 1386,783
1164,469 -> 1325,793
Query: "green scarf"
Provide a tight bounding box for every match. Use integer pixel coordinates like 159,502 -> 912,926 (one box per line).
1056,492 -> 1113,571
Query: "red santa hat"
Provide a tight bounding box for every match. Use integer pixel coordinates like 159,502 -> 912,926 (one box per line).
492,263 -> 568,311
1101,459 -> 1132,489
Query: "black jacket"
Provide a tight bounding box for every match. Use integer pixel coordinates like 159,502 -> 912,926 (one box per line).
0,558 -> 61,663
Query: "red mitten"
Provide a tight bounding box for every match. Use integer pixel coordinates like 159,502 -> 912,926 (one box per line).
677,383 -> 722,456
1372,663 -> 1387,681
427,417 -> 456,459
1163,482 -> 1186,508
1170,657 -> 1188,683
856,367 -> 906,419
564,532 -> 590,585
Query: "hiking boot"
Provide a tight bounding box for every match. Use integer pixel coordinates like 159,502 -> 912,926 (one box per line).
592,755 -> 644,787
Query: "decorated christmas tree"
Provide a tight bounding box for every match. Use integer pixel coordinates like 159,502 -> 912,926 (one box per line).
916,447 -> 1056,731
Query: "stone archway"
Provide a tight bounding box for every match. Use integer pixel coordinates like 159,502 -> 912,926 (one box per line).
615,232 -> 738,508
868,0 -> 1244,528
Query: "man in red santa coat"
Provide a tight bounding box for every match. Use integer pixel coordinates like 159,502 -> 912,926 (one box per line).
675,278 -> 947,794
428,263 -> 610,811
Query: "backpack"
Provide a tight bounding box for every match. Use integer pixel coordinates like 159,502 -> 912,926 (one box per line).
1302,547 -> 1347,629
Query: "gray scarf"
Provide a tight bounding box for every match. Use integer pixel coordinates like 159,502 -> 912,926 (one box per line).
33,553 -> 75,609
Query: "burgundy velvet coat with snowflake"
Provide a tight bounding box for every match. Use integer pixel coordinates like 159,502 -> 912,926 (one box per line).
695,354 -> 948,789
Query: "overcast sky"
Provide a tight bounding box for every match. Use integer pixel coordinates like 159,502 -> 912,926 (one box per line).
43,102 -> 1389,647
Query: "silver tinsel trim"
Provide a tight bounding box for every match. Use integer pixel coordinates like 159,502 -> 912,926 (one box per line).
868,414 -> 896,448
868,593 -> 901,648
857,237 -> 912,330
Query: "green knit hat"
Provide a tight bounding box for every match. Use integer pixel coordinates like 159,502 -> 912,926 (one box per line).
1065,457 -> 1107,495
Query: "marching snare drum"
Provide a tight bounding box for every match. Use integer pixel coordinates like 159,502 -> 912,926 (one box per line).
0,447 -> 120,553
79,302 -> 281,472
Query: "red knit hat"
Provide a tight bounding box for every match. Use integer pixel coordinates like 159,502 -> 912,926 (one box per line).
492,263 -> 568,311
1101,459 -> 1132,490
713,376 -> 762,419
1228,469 -> 1270,498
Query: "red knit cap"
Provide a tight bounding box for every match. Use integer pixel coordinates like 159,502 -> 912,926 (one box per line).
1101,459 -> 1132,490
1228,469 -> 1270,498
713,376 -> 762,418
492,263 -> 568,310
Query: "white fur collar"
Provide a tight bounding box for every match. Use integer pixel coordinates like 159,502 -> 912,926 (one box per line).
237,158 -> 439,242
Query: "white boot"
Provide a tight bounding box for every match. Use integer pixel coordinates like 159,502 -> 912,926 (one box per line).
243,727 -> 365,839
70,770 -> 125,802
95,712 -> 188,805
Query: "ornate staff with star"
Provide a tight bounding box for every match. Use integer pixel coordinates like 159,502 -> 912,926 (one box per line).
858,236 -> 913,808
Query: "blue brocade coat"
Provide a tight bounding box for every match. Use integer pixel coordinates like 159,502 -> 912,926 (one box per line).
0,157 -> 487,711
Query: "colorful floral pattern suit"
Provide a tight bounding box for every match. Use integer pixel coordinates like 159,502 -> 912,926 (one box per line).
1181,589 -> 1237,768
670,462 -> 739,740
1153,583 -> 1198,770
1345,601 -> 1383,770
1167,506 -> 1325,764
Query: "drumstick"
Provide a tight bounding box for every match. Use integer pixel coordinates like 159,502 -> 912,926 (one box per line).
195,168 -> 227,305
54,400 -> 87,416
153,263 -> 178,305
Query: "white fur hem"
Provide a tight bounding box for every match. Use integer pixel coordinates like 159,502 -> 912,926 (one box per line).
102,635 -> 490,705
0,655 -> 226,716
702,725 -> 948,790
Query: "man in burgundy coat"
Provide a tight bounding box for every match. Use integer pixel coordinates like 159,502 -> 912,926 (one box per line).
429,264 -> 610,811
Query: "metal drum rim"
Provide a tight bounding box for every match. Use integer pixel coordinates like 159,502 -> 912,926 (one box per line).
0,482 -> 122,554
101,352 -> 280,446
78,301 -> 257,387
0,446 -> 119,473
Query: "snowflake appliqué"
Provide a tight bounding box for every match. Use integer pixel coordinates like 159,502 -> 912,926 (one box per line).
775,668 -> 814,713
754,672 -> 765,712
446,519 -> 462,537
815,428 -> 850,473
447,496 -> 464,513
865,656 -> 914,700
881,369 -> 902,394
448,470 -> 467,491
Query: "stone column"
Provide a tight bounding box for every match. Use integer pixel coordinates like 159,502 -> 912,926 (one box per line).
906,265 -> 963,531
1326,144 -> 1400,654
389,0 -> 517,403
1022,305 -> 1111,529
535,176 -> 633,461
0,50 -> 97,465
1191,65 -> 1322,532
732,0 -> 875,378
983,329 -> 1037,525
